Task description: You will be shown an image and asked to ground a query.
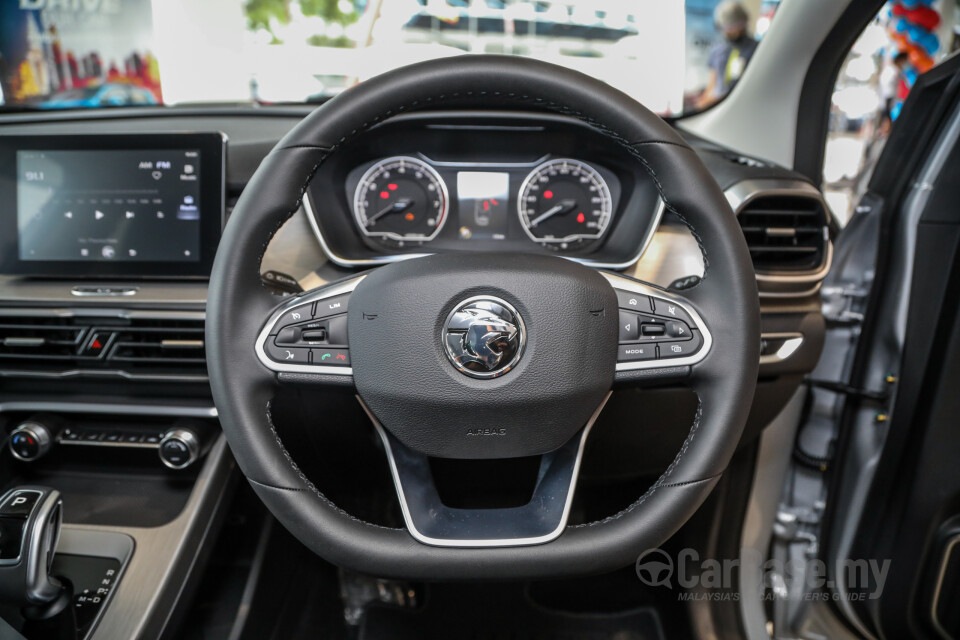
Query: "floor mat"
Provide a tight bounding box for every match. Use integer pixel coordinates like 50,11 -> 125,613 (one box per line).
359,582 -> 665,640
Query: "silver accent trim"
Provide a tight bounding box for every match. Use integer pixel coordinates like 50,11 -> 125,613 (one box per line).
442,296 -> 525,379
254,276 -> 366,376
0,401 -> 217,418
366,392 -> 611,548
599,272 -> 713,372
304,184 -> 664,272
931,534 -> 960,640
724,178 -> 834,297
71,286 -> 139,297
759,332 -> 804,365
160,339 -> 204,348
352,156 -> 450,243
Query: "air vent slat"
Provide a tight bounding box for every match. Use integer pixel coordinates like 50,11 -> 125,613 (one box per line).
738,194 -> 827,273
0,313 -> 205,380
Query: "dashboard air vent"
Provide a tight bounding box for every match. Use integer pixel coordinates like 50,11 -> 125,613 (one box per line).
0,313 -> 206,380
737,195 -> 828,272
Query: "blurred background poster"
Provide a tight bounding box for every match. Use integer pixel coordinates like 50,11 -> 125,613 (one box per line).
0,0 -> 161,109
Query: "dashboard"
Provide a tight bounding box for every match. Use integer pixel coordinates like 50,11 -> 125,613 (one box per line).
0,105 -> 830,639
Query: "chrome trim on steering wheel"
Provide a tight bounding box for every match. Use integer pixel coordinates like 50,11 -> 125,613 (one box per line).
364,392 -> 611,548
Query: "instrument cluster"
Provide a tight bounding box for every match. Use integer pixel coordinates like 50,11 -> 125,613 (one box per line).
350,155 -> 616,252
304,113 -> 663,268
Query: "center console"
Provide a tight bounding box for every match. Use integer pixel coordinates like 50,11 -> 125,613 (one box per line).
0,132 -> 234,640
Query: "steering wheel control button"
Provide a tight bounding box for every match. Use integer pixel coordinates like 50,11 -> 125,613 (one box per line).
443,296 -> 525,379
312,348 -> 350,365
639,322 -> 666,337
0,490 -> 41,518
616,290 -> 652,312
666,320 -> 691,339
659,331 -> 704,358
274,304 -> 315,333
315,294 -> 349,318
618,344 -> 656,361
264,343 -> 310,364
618,311 -> 639,341
650,296 -> 695,326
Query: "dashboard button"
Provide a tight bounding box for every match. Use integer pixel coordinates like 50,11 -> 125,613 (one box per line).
311,348 -> 350,366
265,343 -> 310,364
650,297 -> 695,326
616,291 -> 652,313
618,311 -> 639,342
659,331 -> 703,358
618,344 -> 656,361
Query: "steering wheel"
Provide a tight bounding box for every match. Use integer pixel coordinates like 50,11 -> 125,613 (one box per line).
207,56 -> 760,580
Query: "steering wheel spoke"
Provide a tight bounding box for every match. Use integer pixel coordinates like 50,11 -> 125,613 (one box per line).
362,393 -> 610,547
601,272 -> 712,386
255,275 -> 365,382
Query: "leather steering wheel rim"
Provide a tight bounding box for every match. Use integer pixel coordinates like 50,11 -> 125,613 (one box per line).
206,55 -> 760,580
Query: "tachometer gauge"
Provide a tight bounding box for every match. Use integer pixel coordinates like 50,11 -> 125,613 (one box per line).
518,158 -> 612,250
353,156 -> 448,246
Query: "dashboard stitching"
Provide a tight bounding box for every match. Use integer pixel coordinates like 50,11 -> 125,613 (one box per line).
265,400 -> 400,530
570,397 -> 706,528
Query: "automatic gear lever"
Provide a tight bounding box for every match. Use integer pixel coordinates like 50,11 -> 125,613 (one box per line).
0,487 -> 68,613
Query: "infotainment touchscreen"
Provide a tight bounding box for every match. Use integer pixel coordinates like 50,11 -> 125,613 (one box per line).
0,133 -> 225,279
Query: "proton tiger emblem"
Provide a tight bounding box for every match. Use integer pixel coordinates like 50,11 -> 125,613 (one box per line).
443,296 -> 525,379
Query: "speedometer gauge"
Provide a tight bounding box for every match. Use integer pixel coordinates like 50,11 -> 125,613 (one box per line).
518,158 -> 612,250
353,156 -> 448,246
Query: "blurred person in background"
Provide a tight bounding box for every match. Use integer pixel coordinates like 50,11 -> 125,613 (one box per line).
879,51 -> 909,131
698,1 -> 758,108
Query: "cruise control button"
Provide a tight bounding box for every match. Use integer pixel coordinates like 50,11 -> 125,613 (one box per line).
265,343 -> 310,364
315,294 -> 349,318
618,311 -> 639,342
326,314 -> 348,345
274,304 -> 314,332
650,297 -> 695,326
618,344 -> 656,361
275,326 -> 300,344
615,290 -> 652,312
659,331 -> 703,358
311,348 -> 350,366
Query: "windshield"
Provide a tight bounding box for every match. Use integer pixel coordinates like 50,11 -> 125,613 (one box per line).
0,0 -> 776,116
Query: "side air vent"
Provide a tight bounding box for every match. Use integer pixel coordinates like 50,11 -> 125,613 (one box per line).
0,312 -> 206,380
737,195 -> 828,272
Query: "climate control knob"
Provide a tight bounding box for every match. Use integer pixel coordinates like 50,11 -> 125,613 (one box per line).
158,428 -> 201,470
9,421 -> 54,462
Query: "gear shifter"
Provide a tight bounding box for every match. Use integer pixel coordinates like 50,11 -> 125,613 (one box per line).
0,487 -> 71,626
